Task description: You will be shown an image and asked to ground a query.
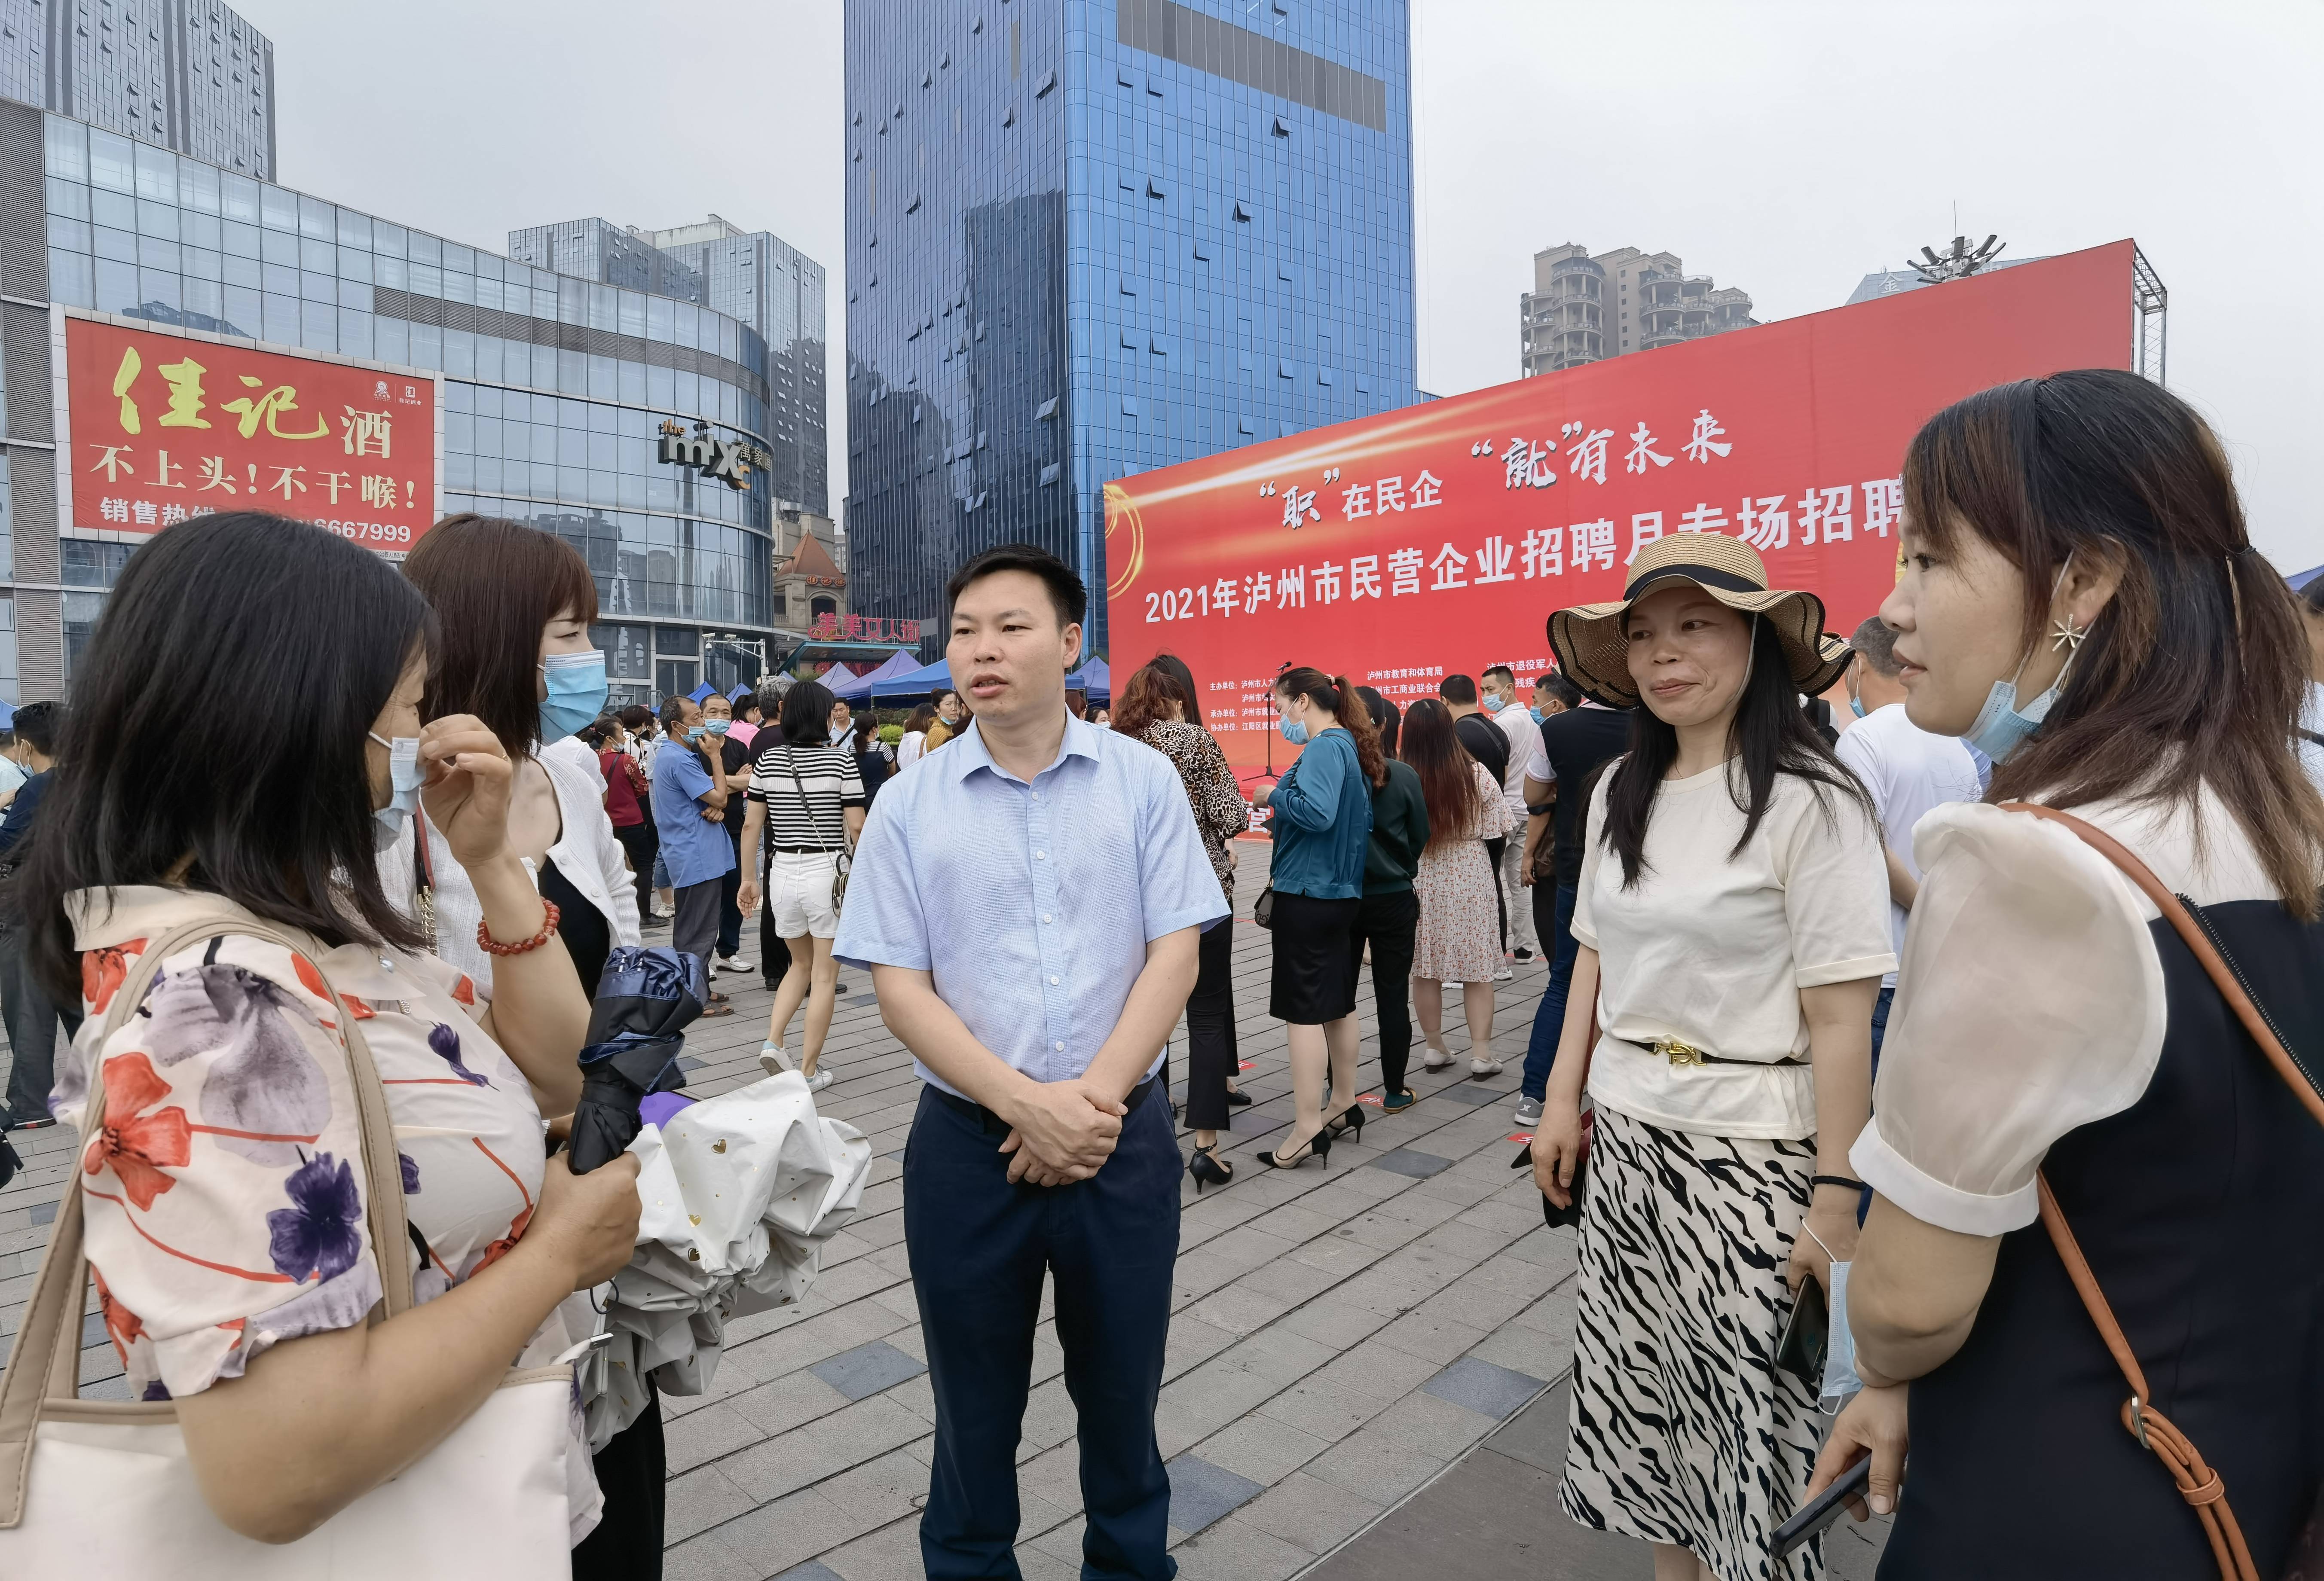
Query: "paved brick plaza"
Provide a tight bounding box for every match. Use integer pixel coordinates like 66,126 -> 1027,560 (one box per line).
0,844 -> 1887,1578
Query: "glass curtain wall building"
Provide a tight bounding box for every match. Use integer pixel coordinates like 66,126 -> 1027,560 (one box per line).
0,0 -> 277,179
843,0 -> 1419,655
517,213 -> 830,518
0,99 -> 780,704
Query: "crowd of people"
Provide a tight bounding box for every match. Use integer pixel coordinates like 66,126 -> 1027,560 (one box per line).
1,368 -> 2322,1581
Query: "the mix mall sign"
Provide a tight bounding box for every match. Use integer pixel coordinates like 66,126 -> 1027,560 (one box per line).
657,419 -> 771,491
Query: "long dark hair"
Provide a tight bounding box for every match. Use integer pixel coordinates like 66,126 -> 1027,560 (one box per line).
1355,685 -> 1401,759
1276,666 -> 1385,788
1399,699 -> 1482,850
1600,617 -> 1871,887
12,513 -> 438,999
401,513 -> 599,759
1907,369 -> 2324,916
1151,652 -> 1205,729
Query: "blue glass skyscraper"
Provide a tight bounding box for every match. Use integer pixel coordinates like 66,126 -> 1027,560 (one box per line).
843,0 -> 1418,654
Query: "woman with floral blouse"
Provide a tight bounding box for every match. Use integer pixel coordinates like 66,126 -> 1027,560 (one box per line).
1116,660 -> 1251,1188
11,512 -> 641,1550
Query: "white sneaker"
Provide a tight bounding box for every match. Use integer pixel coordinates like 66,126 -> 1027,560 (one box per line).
1471,1055 -> 1504,1077
804,1068 -> 834,1093
758,1043 -> 793,1077
718,954 -> 755,974
1422,1045 -> 1454,1071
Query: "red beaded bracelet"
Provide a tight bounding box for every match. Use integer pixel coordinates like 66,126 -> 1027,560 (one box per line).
477,900 -> 561,957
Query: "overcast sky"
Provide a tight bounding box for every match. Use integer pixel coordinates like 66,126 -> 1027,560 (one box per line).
242,0 -> 2321,568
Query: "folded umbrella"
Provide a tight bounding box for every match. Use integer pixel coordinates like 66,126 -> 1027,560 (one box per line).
582,1069 -> 872,1449
567,947 -> 707,1175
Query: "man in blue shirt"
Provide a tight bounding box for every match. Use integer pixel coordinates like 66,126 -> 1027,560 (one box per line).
836,545 -> 1226,1579
650,691 -> 736,1014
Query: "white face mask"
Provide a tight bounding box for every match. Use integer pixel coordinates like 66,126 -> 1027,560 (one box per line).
367,731 -> 422,852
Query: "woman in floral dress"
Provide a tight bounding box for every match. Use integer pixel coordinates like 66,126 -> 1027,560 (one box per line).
1115,660 -> 1250,1187
13,512 -> 641,1550
1401,699 -> 1516,1075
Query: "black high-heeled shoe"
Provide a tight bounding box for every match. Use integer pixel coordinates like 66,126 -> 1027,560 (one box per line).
1188,1144 -> 1234,1193
1262,1126 -> 1332,1170
1225,1086 -> 1253,1108
1324,1102 -> 1365,1142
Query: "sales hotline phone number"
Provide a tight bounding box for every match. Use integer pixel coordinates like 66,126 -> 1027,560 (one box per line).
316,518 -> 416,546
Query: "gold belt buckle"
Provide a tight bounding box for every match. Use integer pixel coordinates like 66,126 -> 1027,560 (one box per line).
1653,1036 -> 1708,1068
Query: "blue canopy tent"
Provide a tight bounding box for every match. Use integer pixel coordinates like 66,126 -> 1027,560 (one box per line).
1064,657 -> 1111,700
828,649 -> 920,701
2290,564 -> 2324,594
869,658 -> 957,700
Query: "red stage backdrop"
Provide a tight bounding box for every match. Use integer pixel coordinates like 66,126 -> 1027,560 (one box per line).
65,314 -> 440,552
1108,241 -> 2136,774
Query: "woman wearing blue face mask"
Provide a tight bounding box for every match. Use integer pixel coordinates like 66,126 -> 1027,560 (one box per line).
1251,667 -> 1382,1169
1808,371 -> 2324,1580
384,516 -> 641,1005
385,513 -> 660,1576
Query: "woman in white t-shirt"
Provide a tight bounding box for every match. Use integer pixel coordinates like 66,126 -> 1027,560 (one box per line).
1536,534 -> 1890,1581
1805,371 -> 2324,1579
895,704 -> 935,771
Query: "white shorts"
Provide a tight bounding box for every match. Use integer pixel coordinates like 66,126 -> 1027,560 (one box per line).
767,850 -> 842,938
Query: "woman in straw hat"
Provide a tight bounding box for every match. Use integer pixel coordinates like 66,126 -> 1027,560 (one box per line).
1532,533 -> 1891,1581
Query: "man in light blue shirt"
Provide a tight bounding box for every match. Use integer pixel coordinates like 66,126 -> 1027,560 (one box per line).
836,544 -> 1224,1579
649,692 -> 734,1007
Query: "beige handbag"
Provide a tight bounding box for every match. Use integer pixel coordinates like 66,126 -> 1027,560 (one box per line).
0,910 -> 581,1578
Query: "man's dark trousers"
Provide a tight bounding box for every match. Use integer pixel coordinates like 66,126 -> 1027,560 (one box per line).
0,922 -> 80,1124
905,1078 -> 1180,1579
1519,882 -> 1581,1102
716,822 -> 744,959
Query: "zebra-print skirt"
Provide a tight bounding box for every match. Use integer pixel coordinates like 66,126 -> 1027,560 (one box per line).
1560,1103 -> 1826,1581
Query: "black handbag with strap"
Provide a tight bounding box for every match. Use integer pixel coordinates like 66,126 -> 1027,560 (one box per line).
783,746 -> 850,915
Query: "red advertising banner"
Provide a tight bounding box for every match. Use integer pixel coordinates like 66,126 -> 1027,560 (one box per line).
64,314 -> 439,552
1109,241 -> 2136,772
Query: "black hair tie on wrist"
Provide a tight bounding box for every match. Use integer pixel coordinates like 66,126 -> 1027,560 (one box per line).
1812,1174 -> 1868,1193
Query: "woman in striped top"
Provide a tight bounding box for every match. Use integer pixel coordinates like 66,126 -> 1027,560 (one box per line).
736,680 -> 866,1092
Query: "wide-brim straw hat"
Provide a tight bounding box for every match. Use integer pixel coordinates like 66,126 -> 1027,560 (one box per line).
1546,535 -> 1854,709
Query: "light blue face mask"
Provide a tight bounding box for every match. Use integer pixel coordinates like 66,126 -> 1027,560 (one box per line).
538,650 -> 609,743
1962,659 -> 2070,761
1961,561 -> 2078,763
1278,715 -> 1310,746
367,731 -> 422,851
1848,689 -> 1868,720
1528,705 -> 1546,724
1820,1257 -> 1862,1413
1480,691 -> 1506,714
703,717 -> 732,736
685,724 -> 709,742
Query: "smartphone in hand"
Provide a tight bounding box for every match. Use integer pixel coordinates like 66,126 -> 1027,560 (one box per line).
1773,1455 -> 1873,1558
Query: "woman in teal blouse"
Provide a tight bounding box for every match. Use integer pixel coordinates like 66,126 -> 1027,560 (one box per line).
1252,667 -> 1383,1169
